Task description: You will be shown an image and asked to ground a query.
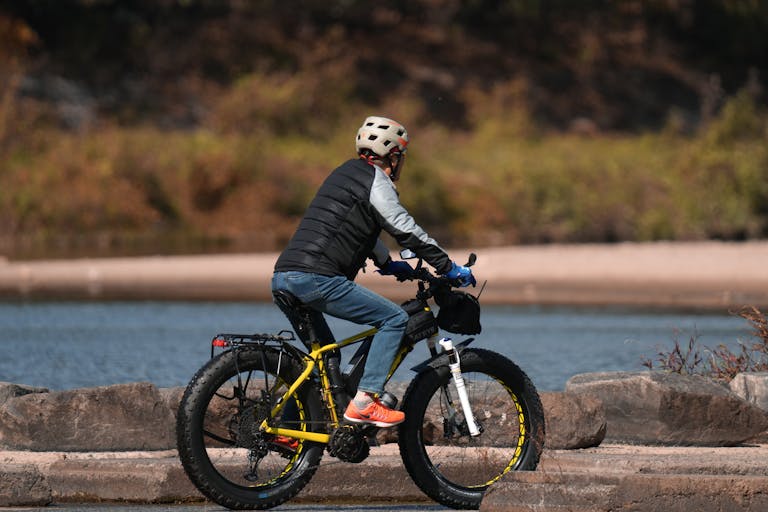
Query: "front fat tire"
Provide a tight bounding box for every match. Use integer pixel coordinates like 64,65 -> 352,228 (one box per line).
398,348 -> 545,510
176,348 -> 325,510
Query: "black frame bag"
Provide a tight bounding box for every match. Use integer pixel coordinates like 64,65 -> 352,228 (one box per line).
401,299 -> 439,343
435,290 -> 482,335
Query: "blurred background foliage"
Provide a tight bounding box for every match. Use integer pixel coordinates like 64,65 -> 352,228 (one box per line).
0,0 -> 766,258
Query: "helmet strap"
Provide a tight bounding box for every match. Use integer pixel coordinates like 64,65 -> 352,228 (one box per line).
389,153 -> 404,181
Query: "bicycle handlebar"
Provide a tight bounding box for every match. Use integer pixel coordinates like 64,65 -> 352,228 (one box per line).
399,252 -> 477,296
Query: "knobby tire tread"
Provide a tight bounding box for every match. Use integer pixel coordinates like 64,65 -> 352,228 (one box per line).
397,348 -> 545,510
176,347 -> 325,510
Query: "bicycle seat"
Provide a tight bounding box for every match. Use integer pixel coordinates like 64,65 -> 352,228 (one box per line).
272,289 -> 319,345
272,289 -> 306,310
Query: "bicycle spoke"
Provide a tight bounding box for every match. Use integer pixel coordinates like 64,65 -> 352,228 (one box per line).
203,429 -> 236,446
201,364 -> 309,487
422,372 -> 528,486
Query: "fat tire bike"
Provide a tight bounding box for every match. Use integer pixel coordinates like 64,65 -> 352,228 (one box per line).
176,252 -> 545,509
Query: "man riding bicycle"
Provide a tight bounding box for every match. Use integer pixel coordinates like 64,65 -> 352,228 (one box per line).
272,116 -> 475,427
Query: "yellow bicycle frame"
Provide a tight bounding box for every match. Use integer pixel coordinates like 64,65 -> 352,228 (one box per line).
259,326 -> 414,443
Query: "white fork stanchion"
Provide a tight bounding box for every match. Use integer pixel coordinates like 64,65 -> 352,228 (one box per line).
439,337 -> 480,436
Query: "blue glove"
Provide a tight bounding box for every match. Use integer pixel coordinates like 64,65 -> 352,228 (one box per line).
444,261 -> 476,287
377,260 -> 414,281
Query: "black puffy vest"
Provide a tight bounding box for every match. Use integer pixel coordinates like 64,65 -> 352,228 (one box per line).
275,158 -> 451,281
275,159 -> 386,280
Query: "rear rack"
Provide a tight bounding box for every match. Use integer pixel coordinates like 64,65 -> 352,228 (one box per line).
210,330 -> 296,357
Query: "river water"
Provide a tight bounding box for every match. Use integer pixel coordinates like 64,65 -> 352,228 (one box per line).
0,301 -> 754,392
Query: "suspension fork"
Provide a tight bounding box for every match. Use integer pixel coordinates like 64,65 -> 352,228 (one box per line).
425,336 -> 462,431
438,337 -> 481,437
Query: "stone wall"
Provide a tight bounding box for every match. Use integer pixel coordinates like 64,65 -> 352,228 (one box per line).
2,370 -> 767,452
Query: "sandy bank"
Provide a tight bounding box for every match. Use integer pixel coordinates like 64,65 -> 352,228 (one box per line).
1,241 -> 767,309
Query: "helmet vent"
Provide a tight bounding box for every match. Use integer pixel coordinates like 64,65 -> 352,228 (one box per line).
356,116 -> 408,158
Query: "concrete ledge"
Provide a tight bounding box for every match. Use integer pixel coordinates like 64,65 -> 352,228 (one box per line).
302,448 -> 425,503
46,457 -> 198,503
0,463 -> 52,507
537,443 -> 768,476
482,472 -> 768,512
0,447 -> 427,505
2,444 -> 768,507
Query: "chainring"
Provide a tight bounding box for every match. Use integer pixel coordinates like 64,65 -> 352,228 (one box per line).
327,425 -> 370,463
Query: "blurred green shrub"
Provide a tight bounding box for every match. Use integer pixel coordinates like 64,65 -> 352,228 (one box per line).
1,75 -> 767,257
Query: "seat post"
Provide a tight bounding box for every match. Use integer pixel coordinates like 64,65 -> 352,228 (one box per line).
272,289 -> 348,413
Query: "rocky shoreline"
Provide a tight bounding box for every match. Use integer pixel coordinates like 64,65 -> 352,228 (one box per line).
2,371 -> 768,509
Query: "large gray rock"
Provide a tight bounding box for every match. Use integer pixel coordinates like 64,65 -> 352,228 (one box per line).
566,371 -> 768,446
0,381 -> 48,406
377,389 -> 603,450
541,391 -> 606,449
159,386 -> 185,422
0,464 -> 52,507
729,372 -> 768,411
0,382 -> 175,451
729,372 -> 768,443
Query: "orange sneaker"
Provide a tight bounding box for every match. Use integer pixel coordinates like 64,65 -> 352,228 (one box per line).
343,398 -> 405,427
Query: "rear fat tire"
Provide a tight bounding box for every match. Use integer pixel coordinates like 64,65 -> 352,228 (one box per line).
398,348 -> 545,509
176,347 -> 325,510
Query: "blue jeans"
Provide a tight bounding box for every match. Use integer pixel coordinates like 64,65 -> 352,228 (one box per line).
272,271 -> 408,396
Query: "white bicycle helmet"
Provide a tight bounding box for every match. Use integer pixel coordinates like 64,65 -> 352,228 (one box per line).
356,116 -> 409,158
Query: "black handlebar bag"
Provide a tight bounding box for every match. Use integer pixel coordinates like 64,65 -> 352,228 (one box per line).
435,290 -> 482,335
